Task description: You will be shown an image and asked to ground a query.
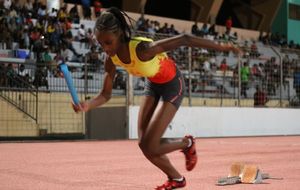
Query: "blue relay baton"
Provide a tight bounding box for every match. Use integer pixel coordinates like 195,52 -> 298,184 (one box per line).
59,63 -> 80,105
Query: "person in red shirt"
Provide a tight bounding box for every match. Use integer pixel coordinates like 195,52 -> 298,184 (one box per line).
220,58 -> 228,72
225,16 -> 232,31
254,85 -> 268,107
94,0 -> 102,17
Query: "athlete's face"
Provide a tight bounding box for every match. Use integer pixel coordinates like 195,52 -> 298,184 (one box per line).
95,30 -> 121,57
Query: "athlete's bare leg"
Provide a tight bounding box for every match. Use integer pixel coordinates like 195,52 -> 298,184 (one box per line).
138,96 -> 189,179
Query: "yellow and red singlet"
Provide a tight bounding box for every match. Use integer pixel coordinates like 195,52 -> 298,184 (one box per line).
111,37 -> 176,84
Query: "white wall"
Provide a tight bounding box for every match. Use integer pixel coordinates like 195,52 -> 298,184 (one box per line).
47,0 -> 60,11
129,106 -> 300,139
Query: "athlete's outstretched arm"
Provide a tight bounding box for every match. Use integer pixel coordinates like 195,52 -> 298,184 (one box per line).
137,34 -> 240,61
73,58 -> 116,112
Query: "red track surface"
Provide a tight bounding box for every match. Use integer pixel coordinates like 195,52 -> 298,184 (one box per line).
1,136 -> 299,190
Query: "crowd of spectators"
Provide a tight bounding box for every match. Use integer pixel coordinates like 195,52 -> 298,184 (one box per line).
191,18 -> 238,44
0,0 -> 105,90
135,15 -> 179,36
259,31 -> 300,50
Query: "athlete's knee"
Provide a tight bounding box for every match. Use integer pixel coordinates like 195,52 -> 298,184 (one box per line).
138,139 -> 159,157
138,139 -> 149,154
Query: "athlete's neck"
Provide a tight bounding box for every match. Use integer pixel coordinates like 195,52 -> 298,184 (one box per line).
116,42 -> 131,64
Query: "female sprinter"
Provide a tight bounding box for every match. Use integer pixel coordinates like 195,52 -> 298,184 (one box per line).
73,7 -> 240,190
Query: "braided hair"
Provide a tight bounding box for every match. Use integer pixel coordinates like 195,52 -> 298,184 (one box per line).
95,7 -> 134,42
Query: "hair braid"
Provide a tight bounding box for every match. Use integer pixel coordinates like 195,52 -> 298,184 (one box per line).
95,7 -> 134,42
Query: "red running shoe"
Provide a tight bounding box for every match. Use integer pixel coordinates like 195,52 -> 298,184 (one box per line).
181,135 -> 197,171
155,177 -> 186,190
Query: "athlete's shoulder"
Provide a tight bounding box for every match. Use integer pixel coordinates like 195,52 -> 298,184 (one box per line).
130,37 -> 153,55
131,36 -> 154,42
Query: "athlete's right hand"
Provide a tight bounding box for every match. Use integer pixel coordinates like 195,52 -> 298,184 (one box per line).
72,101 -> 89,113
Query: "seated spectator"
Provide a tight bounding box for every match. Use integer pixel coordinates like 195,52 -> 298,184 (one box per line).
135,78 -> 145,90
135,15 -> 146,31
158,23 -> 169,34
153,20 -> 160,32
222,29 -> 231,41
52,50 -> 64,77
48,8 -> 58,19
98,49 -> 107,70
78,24 -> 87,48
42,48 -> 54,73
293,65 -> 300,101
14,0 -> 22,11
0,64 -> 6,86
169,24 -> 179,35
60,44 -> 70,62
86,28 -> 94,49
25,12 -> 34,27
30,27 -> 42,59
113,70 -> 126,90
63,17 -> 72,33
191,21 -> 200,36
147,21 -> 156,36
37,4 -> 46,19
208,24 -> 218,37
69,4 -> 79,23
62,31 -> 82,59
3,0 -> 12,10
222,29 -> 237,42
200,23 -> 209,36
258,63 -> 265,78
22,28 -> 31,50
219,58 -> 228,72
94,0 -> 102,17
283,55 -> 291,81
254,85 -> 268,107
6,63 -> 17,87
250,41 -> 260,58
35,18 -> 44,33
231,65 -> 239,87
202,58 -> 213,85
0,25 -> 12,49
82,4 -> 91,20
242,40 -> 250,58
86,46 -> 101,71
225,16 -> 232,31
202,59 -> 211,72
18,64 -> 31,85
289,40 -> 296,49
57,5 -> 68,21
33,66 -> 49,90
24,0 -> 33,12
251,64 -> 260,78
265,58 -> 278,96
230,32 -> 238,42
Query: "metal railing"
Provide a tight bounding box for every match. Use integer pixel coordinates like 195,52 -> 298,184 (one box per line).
0,73 -> 38,123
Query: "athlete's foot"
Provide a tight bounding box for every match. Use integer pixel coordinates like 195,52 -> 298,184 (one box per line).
155,177 -> 186,190
181,135 -> 197,171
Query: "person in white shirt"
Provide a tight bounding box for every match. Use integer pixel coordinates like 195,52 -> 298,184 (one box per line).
18,64 -> 31,84
37,5 -> 46,18
4,0 -> 12,10
78,24 -> 87,48
25,0 -> 33,11
61,44 -> 70,61
48,8 -> 57,18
